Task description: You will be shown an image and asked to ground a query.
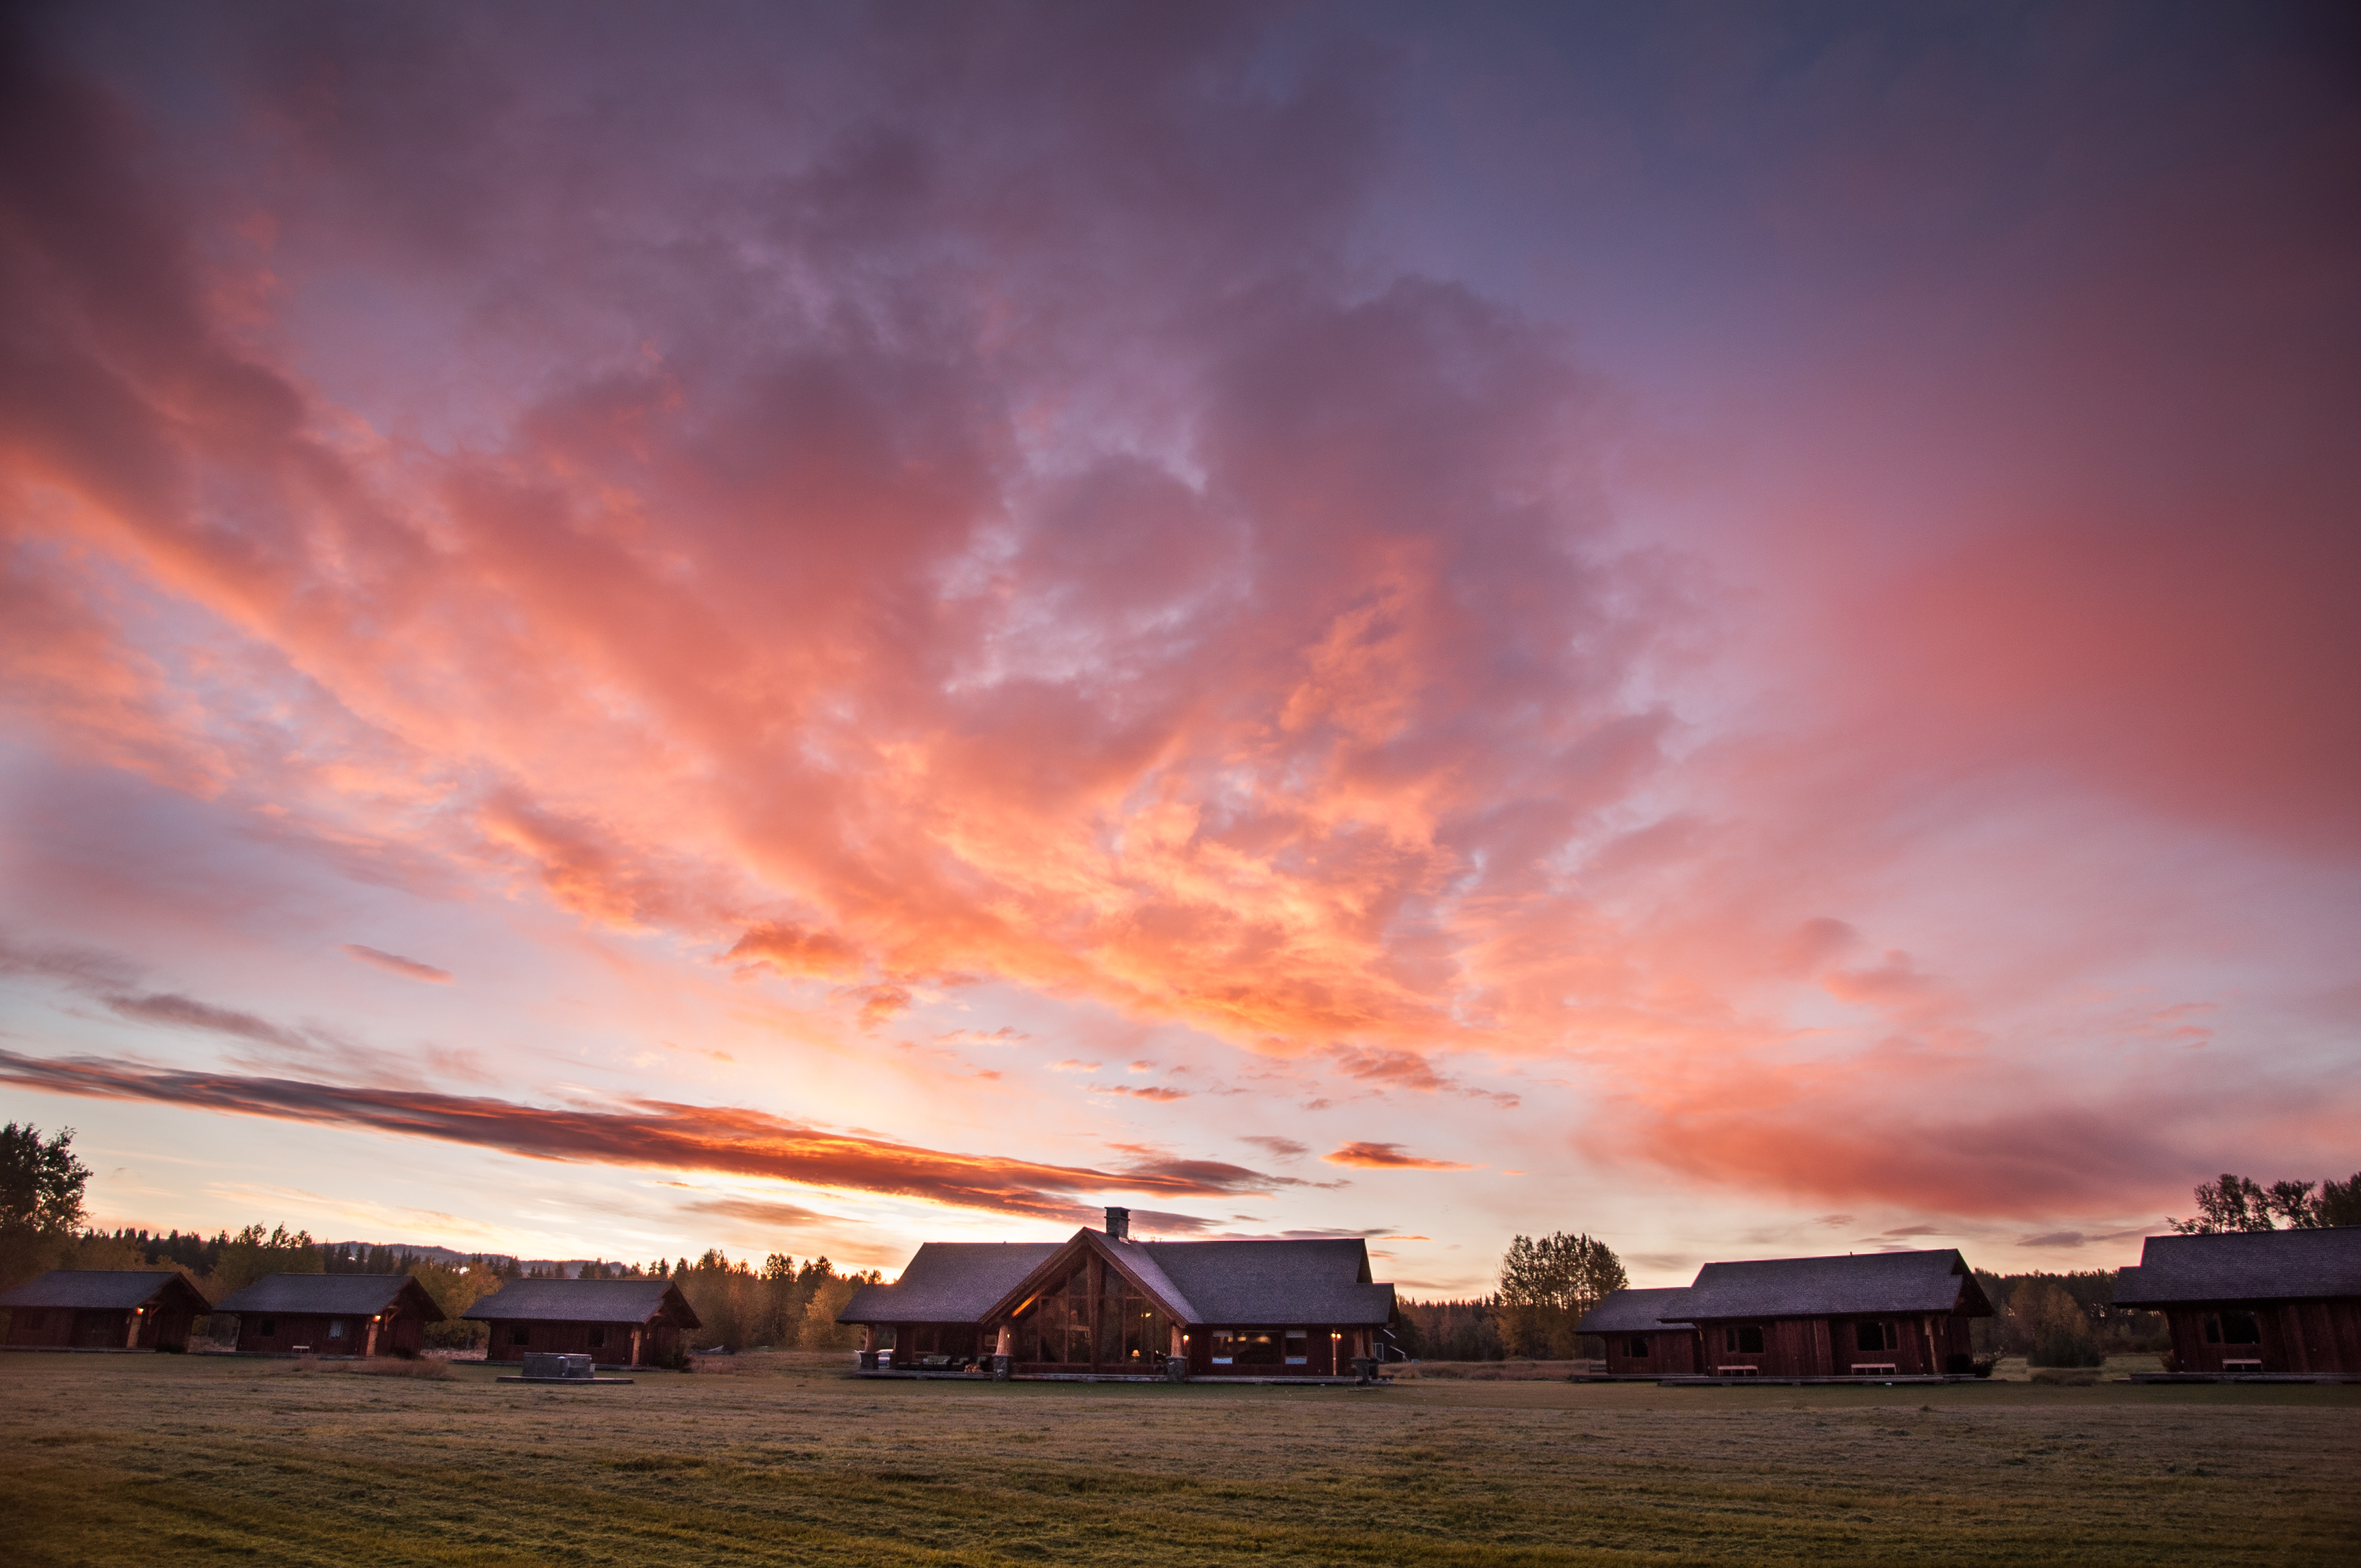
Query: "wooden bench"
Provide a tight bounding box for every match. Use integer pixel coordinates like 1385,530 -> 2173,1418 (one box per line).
1849,1363 -> 1897,1376
1715,1365 -> 1761,1376
2222,1359 -> 2264,1373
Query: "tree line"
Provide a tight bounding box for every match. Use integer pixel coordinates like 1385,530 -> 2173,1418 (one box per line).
0,1123 -> 877,1352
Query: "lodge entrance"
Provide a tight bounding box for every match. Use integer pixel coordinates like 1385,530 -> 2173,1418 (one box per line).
1005,1252 -> 1173,1373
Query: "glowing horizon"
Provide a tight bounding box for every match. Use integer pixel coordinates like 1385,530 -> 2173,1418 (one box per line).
1,3 -> 2354,1291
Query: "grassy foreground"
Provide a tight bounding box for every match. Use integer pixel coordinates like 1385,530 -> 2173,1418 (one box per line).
2,1352 -> 2354,1566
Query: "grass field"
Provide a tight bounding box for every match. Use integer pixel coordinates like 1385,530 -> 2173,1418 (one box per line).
3,1352 -> 2355,1566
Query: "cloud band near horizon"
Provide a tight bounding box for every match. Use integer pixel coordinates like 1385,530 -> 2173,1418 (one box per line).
0,1047 -> 1287,1223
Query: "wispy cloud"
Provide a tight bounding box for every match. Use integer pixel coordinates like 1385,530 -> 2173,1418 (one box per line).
341,945 -> 454,984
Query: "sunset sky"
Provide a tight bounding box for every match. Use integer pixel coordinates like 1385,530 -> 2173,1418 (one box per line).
2,2 -> 2355,1293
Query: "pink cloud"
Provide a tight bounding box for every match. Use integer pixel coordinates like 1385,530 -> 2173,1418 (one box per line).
0,3 -> 2351,1249
340,944 -> 453,984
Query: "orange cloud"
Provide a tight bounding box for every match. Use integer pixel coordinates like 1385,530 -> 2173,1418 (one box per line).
1323,1142 -> 1471,1171
724,921 -> 863,980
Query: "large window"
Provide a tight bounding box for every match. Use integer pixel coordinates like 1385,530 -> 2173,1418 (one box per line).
1855,1320 -> 1898,1352
1211,1330 -> 1282,1366
1626,1336 -> 1650,1358
1284,1331 -> 1308,1366
1723,1325 -> 1764,1354
1010,1256 -> 1177,1368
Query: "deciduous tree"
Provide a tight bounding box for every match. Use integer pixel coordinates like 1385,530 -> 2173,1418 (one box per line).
1495,1232 -> 1628,1359
0,1123 -> 93,1288
2170,1170 -> 2361,1232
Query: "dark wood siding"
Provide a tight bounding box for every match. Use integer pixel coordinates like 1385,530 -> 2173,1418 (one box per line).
483,1318 -> 679,1366
3,1304 -> 192,1351
1689,1313 -> 1979,1376
1603,1328 -> 1699,1375
2163,1300 -> 2361,1375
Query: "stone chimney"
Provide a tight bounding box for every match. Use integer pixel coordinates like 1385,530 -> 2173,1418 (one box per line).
1103,1206 -> 1131,1241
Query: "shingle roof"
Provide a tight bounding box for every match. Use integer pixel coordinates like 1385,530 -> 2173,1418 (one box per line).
462,1277 -> 698,1326
214,1273 -> 445,1320
2112,1229 -> 2361,1306
837,1242 -> 1063,1324
0,1270 -> 206,1311
1134,1238 -> 1393,1326
840,1231 -> 1396,1327
1679,1249 -> 1989,1320
1576,1287 -> 1695,1333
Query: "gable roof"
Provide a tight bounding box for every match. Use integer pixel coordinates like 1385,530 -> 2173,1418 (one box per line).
2112,1229 -> 2361,1306
837,1242 -> 1063,1324
842,1229 -> 1395,1327
214,1272 -> 446,1320
0,1270 -> 209,1311
1576,1286 -> 1696,1333
1679,1249 -> 1990,1320
461,1277 -> 699,1327
1134,1238 -> 1391,1325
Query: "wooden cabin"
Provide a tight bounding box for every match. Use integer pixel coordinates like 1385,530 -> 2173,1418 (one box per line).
2112,1229 -> 2361,1378
214,1273 -> 445,1357
0,1269 -> 210,1351
1674,1249 -> 1993,1377
1577,1287 -> 1701,1375
838,1207 -> 1396,1380
463,1277 -> 700,1366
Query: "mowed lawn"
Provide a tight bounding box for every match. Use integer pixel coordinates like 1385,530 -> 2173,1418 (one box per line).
2,1353 -> 2355,1566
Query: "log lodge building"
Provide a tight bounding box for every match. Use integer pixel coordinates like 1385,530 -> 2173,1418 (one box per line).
839,1208 -> 1396,1380
1579,1248 -> 1993,1380
214,1272 -> 445,1357
2112,1228 -> 2361,1379
463,1276 -> 701,1368
0,1270 -> 210,1351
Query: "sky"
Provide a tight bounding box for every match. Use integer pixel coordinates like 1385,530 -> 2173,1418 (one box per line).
1,1 -> 2355,1293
